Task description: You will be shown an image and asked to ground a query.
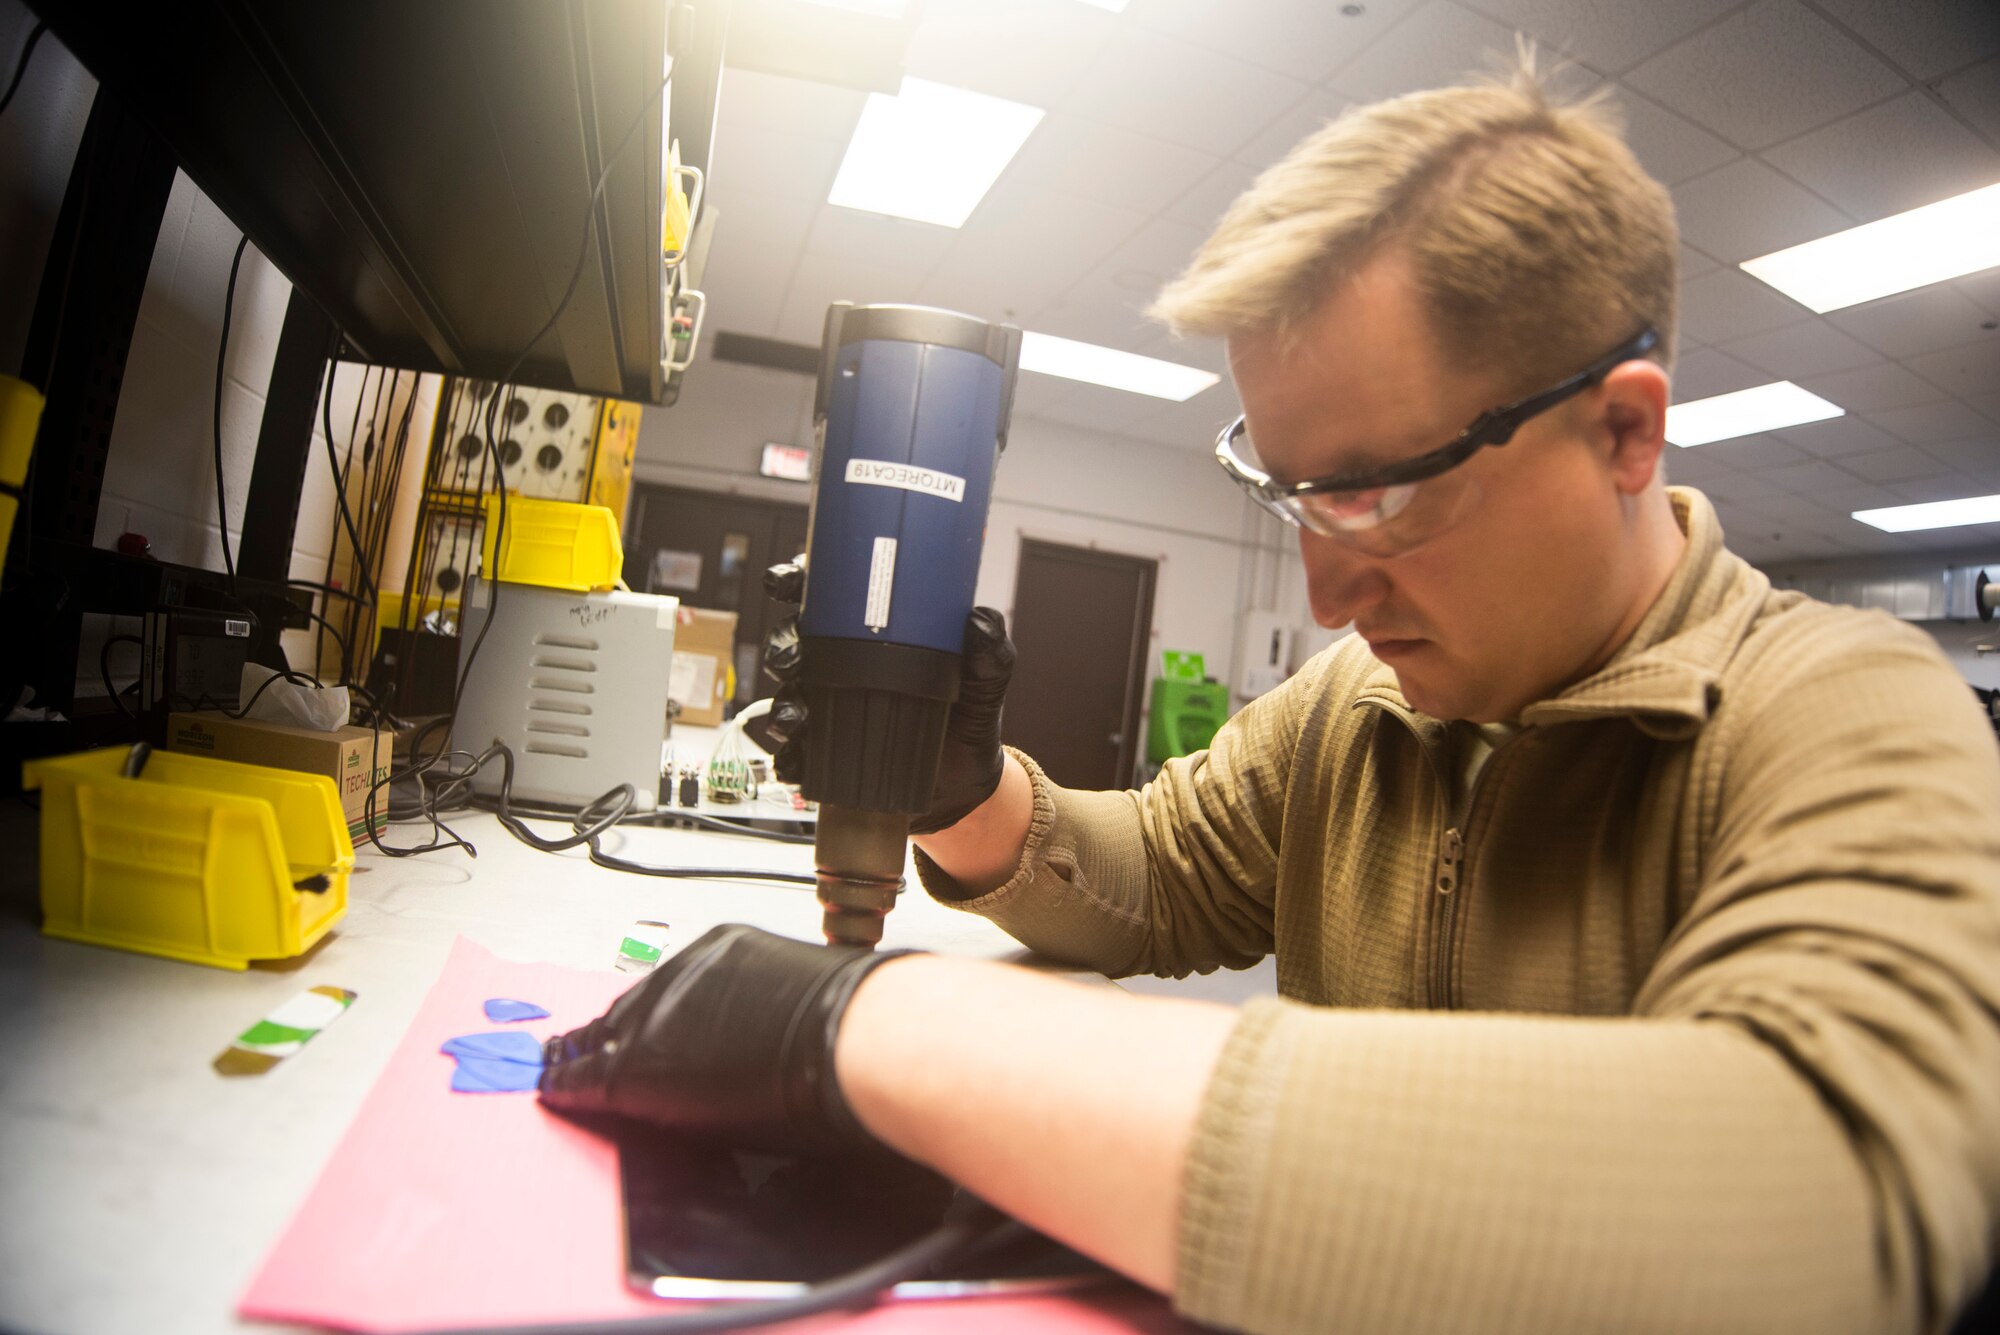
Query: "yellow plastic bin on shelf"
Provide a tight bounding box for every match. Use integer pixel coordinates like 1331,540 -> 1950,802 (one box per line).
480,494 -> 623,592
23,746 -> 353,971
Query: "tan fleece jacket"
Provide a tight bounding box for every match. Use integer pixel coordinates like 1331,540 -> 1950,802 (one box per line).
917,489 -> 2000,1334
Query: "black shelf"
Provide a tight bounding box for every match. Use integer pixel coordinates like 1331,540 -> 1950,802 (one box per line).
34,0 -> 728,405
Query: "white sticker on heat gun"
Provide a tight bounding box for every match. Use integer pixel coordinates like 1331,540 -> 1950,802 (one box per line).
865,537 -> 897,632
844,458 -> 966,503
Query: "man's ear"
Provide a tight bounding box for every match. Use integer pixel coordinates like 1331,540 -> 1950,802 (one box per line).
1599,359 -> 1671,496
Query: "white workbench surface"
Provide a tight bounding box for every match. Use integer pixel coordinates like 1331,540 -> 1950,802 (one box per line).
0,789 -> 1038,1335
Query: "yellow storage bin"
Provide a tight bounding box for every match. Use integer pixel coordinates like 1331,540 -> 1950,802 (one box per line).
23,746 -> 353,971
480,494 -> 623,592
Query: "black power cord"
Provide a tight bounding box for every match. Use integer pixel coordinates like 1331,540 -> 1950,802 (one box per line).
213,234 -> 252,590
0,20 -> 46,120
422,1208 -> 1027,1335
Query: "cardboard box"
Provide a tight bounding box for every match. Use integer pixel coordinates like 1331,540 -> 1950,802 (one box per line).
666,607 -> 738,728
166,712 -> 392,840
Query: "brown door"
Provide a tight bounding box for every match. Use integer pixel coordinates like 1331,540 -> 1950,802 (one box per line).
623,484 -> 809,707
1004,539 -> 1157,790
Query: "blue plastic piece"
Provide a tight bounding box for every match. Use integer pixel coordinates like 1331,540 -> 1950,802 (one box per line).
482,998 -> 551,1023
442,1030 -> 545,1094
450,1055 -> 544,1094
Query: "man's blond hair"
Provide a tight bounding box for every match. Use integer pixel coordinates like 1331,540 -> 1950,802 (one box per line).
1150,55 -> 1678,391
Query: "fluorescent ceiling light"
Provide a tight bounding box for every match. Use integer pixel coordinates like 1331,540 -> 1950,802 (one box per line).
1019,332 -> 1220,401
1664,381 -> 1843,447
828,77 -> 1043,228
1853,494 -> 2000,533
1740,181 -> 2000,313
1073,0 -> 1132,10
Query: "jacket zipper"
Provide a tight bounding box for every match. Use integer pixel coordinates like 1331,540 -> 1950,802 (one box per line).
1431,826 -> 1464,1007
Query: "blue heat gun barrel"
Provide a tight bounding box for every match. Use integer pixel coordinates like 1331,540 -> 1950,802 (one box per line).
797,303 -> 1020,815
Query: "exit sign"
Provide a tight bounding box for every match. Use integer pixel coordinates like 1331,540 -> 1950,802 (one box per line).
760,443 -> 811,482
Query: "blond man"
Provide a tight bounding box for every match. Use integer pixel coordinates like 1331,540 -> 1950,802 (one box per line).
544,63 -> 2000,1334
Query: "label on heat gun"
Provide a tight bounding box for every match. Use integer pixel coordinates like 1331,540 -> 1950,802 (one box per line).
865,537 -> 896,632
844,458 -> 966,502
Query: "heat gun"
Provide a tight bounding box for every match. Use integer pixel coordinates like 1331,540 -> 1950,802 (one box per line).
794,303 -> 1020,947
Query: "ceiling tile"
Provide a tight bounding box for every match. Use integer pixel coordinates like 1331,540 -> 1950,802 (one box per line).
1611,87 -> 1740,186
1677,267 -> 1813,344
699,248 -> 792,338
1761,92 -> 2000,224
904,0 -> 1117,108
1658,445 -> 1737,484
1806,0 -> 2000,82
1132,0 -> 1419,84
713,68 -> 866,143
804,205 -> 957,270
920,193 -> 1151,325
1936,56 -> 2000,143
1066,29 -> 1306,159
1671,157 -> 1854,264
1329,1 -> 1528,104
1956,269 -> 2000,318
1720,321 -> 1882,380
1000,115 -> 1222,217
1773,414 -> 1903,458
1902,336 -> 2000,399
708,122 -> 847,203
1828,285 -> 1996,358
1894,476 -> 1989,505
1869,398 -> 2000,444
1698,432 -> 1809,470
776,250 -> 936,345
1456,0 -> 1744,73
1234,87 -> 1354,170
1839,446 -> 1956,483
1028,296 -> 1159,351
1679,245 -> 1720,279
1798,360 -> 1953,413
1761,458 -> 1868,494
1623,0 -> 1905,151
1164,158 -> 1262,232
1924,438 -> 2000,472
1671,347 -> 1771,400
1813,482 -> 1908,513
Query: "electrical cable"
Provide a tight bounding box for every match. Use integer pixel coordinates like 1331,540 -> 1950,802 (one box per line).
0,19 -> 46,120
422,1208 -> 1027,1335
358,69 -> 673,863
319,358 -> 380,606
99,633 -> 143,720
212,234 -> 251,590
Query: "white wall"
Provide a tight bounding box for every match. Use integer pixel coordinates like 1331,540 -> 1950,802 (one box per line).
631,350 -> 1319,704
1758,549 -> 2000,690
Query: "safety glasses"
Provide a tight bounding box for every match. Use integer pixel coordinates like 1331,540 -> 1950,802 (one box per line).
1216,327 -> 1659,557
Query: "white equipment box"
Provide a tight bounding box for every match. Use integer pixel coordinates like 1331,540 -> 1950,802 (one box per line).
457,580 -> 677,811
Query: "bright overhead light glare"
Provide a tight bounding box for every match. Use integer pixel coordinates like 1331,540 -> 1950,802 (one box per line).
1073,0 -> 1132,10
1852,494 -> 2000,533
1019,332 -> 1220,401
801,0 -> 911,15
1664,381 -> 1843,447
828,77 -> 1043,228
1740,181 -> 2000,313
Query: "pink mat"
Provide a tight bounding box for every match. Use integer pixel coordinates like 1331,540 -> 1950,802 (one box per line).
239,937 -> 1184,1333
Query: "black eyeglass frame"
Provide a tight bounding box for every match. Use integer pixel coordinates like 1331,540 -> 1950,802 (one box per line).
1217,326 -> 1661,502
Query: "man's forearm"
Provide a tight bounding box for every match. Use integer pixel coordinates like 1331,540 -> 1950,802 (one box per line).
911,752 -> 1035,896
833,953 -> 1237,1292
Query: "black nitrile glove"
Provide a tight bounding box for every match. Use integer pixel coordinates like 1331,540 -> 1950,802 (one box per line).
757,561 -> 1016,836
538,924 -> 917,1155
